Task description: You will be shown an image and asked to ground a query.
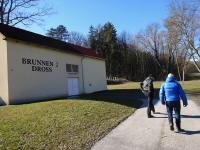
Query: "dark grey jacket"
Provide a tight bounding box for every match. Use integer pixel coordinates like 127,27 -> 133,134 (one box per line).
140,76 -> 154,94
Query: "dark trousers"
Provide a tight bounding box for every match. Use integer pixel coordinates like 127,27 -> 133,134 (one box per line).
166,101 -> 181,129
147,92 -> 155,116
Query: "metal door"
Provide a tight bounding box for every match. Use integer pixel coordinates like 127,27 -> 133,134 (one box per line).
68,78 -> 79,96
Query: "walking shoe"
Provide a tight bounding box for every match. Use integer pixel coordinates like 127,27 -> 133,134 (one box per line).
170,124 -> 174,131
176,128 -> 185,132
148,115 -> 154,118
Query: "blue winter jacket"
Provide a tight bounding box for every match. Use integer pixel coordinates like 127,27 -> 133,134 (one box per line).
159,76 -> 188,105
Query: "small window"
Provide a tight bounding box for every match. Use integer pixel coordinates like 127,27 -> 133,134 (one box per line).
72,65 -> 78,73
66,64 -> 78,73
66,64 -> 72,72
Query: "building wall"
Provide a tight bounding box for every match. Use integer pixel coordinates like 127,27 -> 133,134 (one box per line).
7,39 -> 84,104
0,34 -> 9,105
82,57 -> 107,93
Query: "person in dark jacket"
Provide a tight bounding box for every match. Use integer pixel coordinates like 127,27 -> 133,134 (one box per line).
160,73 -> 188,132
140,74 -> 155,118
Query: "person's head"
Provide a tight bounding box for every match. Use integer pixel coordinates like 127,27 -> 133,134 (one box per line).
149,74 -> 153,78
166,73 -> 176,82
167,73 -> 174,78
148,74 -> 155,81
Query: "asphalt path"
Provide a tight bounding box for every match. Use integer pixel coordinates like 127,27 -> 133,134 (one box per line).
92,97 -> 200,150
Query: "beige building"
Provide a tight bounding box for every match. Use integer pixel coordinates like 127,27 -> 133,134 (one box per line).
0,24 -> 107,105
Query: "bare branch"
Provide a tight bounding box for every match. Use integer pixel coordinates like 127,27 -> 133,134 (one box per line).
0,0 -> 53,26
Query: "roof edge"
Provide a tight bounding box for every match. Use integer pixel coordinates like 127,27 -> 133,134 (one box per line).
0,23 -> 104,59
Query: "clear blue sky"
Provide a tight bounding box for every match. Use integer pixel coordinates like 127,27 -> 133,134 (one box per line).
18,0 -> 169,36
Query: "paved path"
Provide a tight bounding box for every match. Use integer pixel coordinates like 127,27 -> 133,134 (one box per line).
92,98 -> 200,150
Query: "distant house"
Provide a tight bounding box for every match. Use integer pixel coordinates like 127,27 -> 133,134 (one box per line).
0,23 -> 107,105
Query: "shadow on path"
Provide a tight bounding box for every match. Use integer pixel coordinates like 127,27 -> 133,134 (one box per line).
144,110 -> 200,120
152,112 -> 200,119
81,89 -> 160,109
181,114 -> 200,119
178,130 -> 200,135
150,112 -> 200,135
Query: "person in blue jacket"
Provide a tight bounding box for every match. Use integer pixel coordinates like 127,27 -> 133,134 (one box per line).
159,73 -> 188,132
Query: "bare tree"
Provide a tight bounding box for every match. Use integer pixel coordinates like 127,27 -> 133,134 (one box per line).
167,0 -> 200,73
165,17 -> 182,79
135,23 -> 165,68
166,15 -> 194,80
164,32 -> 176,74
0,0 -> 52,26
68,31 -> 88,47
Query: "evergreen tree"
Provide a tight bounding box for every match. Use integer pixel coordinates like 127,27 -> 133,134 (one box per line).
88,26 -> 97,50
101,22 -> 118,77
88,22 -> 120,77
88,25 -> 104,54
46,25 -> 69,41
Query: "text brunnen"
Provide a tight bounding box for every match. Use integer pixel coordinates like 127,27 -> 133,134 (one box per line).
22,58 -> 54,72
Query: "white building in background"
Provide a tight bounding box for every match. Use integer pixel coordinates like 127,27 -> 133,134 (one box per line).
0,23 -> 107,105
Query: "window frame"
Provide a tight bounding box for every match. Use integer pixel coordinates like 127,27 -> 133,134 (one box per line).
66,64 -> 79,73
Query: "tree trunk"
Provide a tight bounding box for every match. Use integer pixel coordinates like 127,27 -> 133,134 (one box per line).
175,54 -> 182,81
167,55 -> 172,74
192,56 -> 200,72
182,69 -> 185,81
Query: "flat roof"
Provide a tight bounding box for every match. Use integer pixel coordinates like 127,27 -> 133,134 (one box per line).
0,23 -> 103,59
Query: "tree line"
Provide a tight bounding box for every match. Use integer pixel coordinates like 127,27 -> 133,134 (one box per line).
45,1 -> 200,81
1,0 -> 200,81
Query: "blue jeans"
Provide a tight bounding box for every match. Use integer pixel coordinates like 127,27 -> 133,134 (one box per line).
166,101 -> 181,128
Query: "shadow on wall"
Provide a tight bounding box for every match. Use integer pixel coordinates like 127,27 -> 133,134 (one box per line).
0,97 -> 6,106
80,89 -> 160,109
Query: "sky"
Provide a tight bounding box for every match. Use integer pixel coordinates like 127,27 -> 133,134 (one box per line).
18,0 -> 170,36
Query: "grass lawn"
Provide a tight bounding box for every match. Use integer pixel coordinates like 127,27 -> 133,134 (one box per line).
108,80 -> 200,94
180,79 -> 200,107
0,79 -> 200,150
109,80 -> 200,106
0,91 -> 142,150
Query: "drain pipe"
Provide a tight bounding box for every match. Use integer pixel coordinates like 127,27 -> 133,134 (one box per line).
81,56 -> 85,94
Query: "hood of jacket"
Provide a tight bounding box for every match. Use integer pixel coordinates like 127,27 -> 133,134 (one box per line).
166,76 -> 176,82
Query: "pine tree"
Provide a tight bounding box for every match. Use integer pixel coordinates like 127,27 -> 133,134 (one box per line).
102,22 -> 118,77
88,26 -> 97,50
46,25 -> 69,41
